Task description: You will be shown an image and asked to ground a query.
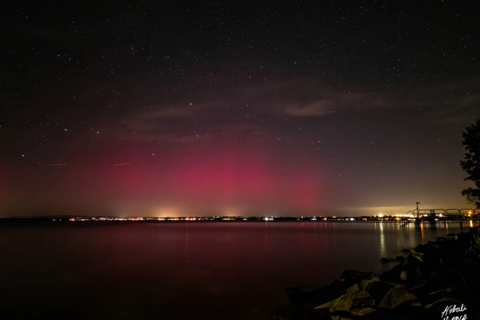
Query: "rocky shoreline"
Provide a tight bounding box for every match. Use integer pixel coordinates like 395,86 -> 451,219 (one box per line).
274,226 -> 480,320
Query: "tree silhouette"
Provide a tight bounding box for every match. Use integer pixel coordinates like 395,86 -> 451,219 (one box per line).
460,119 -> 480,208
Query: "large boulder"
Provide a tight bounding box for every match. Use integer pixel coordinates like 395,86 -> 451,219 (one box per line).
350,306 -> 376,316
440,245 -> 463,270
400,245 -> 443,288
367,282 -> 394,307
286,227 -> 480,320
380,256 -> 405,264
380,262 -> 403,283
306,280 -> 358,308
469,227 -> 480,254
285,286 -> 314,305
454,232 -> 471,253
393,303 -> 426,320
314,293 -> 353,313
352,290 -> 375,307
458,254 -> 480,279
340,270 -> 380,284
313,283 -> 359,313
378,287 -> 417,309
436,236 -> 450,243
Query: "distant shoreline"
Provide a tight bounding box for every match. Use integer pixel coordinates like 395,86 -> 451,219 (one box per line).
1,216 -> 478,225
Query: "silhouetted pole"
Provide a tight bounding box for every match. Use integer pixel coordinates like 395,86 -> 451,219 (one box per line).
414,202 -> 422,225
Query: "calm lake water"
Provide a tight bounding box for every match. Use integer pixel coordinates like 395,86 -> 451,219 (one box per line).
0,221 -> 473,319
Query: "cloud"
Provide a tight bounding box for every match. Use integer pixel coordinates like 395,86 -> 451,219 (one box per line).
411,77 -> 480,108
99,76 -> 480,144
134,100 -> 226,120
415,77 -> 480,125
283,92 -> 390,117
138,108 -> 191,118
248,77 -> 480,118
107,101 -> 221,142
128,132 -> 211,143
232,78 -> 392,117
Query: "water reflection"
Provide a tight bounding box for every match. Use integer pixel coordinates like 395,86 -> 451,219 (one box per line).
301,223 -> 305,252
265,221 -> 269,257
420,222 -> 425,242
185,222 -> 189,263
379,222 -> 386,258
0,221 -> 472,320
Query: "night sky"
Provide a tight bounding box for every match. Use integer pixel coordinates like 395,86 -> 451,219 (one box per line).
1,0 -> 479,217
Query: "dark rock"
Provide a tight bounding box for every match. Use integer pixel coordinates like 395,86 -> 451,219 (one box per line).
352,290 -> 375,307
351,306 -> 376,316
400,245 -> 443,288
282,227 -> 480,320
469,227 -> 480,253
313,283 -> 359,314
380,261 -> 403,283
340,269 -> 379,283
395,304 -> 426,320
357,308 -> 391,320
378,287 -> 417,309
359,279 -> 375,291
441,253 -> 461,270
307,307 -> 330,320
353,297 -> 375,307
414,244 -> 442,258
466,271 -> 480,296
458,254 -> 480,279
329,310 -> 355,318
405,280 -> 430,297
286,287 -> 313,305
367,282 -> 393,307
423,290 -> 466,308
406,281 -> 432,298
303,280 -> 357,308
435,272 -> 453,286
436,236 -> 449,243
380,256 -> 405,263
455,233 -> 471,252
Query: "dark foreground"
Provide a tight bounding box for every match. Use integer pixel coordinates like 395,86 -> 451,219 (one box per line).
277,226 -> 480,320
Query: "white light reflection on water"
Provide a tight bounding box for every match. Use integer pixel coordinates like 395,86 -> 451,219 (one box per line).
379,222 -> 386,259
